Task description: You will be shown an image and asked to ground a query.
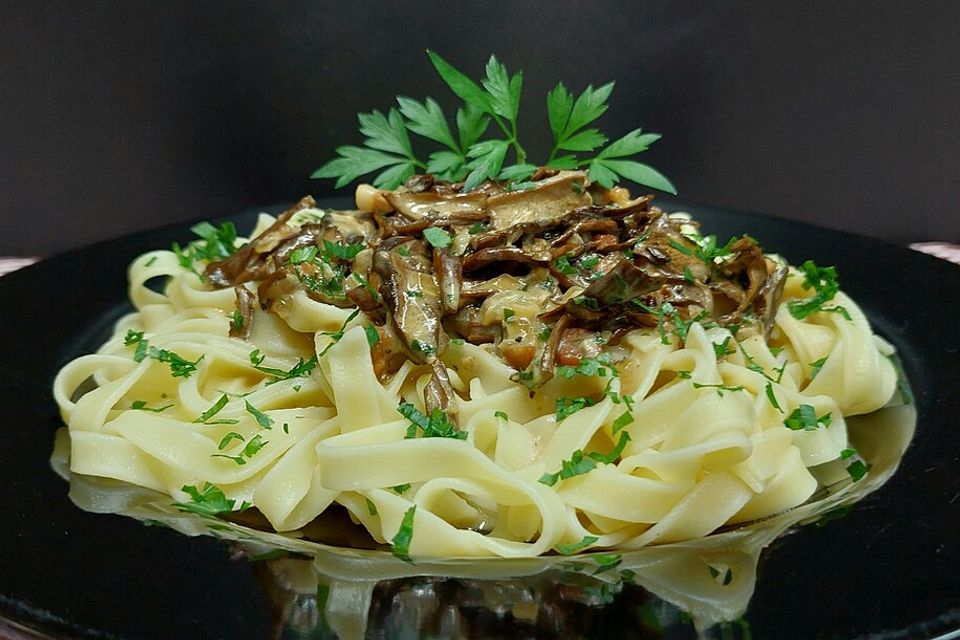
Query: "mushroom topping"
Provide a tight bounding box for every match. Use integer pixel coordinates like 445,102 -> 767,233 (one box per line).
204,169 -> 787,413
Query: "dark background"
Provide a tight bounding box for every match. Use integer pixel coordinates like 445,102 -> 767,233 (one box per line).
1,0 -> 957,256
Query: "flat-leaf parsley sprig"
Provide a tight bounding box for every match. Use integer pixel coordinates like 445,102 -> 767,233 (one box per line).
313,51 -> 676,194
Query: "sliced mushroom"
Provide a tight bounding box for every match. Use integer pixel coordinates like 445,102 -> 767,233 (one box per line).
373,242 -> 446,363
486,171 -> 592,230
229,286 -> 255,339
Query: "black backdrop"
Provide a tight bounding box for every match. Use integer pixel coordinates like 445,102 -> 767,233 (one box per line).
2,0 -> 957,256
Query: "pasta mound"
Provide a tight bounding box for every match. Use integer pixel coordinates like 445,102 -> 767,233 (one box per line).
53,180 -> 897,558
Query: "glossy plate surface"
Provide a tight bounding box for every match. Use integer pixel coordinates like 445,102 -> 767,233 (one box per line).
1,201 -> 958,639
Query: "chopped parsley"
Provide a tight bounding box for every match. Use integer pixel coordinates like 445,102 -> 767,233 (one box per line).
422,226 -> 453,248
586,431 -> 631,464
124,330 -> 203,378
318,309 -> 361,357
787,260 -> 850,320
783,404 -> 832,431
193,394 -> 238,425
555,535 -> 599,555
217,432 -> 245,450
611,411 -> 634,434
503,307 -> 515,322
841,448 -> 868,481
494,410 -> 509,421
211,433 -> 268,465
244,400 -> 274,429
709,565 -> 734,585
398,402 -> 467,440
173,482 -> 250,517
692,381 -> 745,396
365,498 -> 378,516
539,449 -> 596,486
764,381 -> 783,412
130,400 -> 173,413
230,309 -> 245,332
250,350 -> 319,382
555,396 -> 596,421
809,356 -> 828,380
391,505 -> 416,562
713,336 -> 734,359
555,353 -> 618,379
365,324 -> 381,347
392,483 -> 412,495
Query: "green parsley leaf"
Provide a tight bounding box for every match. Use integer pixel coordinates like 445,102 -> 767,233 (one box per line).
555,535 -> 599,556
217,432 -> 245,450
391,504 -> 417,562
130,400 -> 173,413
783,404 -> 832,431
787,261 -> 843,320
764,382 -> 783,412
503,308 -> 515,322
713,336 -> 734,359
422,226 -> 453,249
538,449 -> 597,486
318,309 -> 361,357
124,330 -> 144,346
396,95 -> 458,150
323,239 -> 365,261
365,324 -> 381,347
494,410 -> 509,421
611,411 -> 634,434
398,402 -> 467,440
173,482 -> 250,517
392,483 -> 411,495
193,395 -> 238,425
555,353 -> 618,379
245,400 -> 274,429
211,433 -> 268,465
587,431 -> 631,464
555,396 -> 596,421
365,498 -> 378,516
840,448 -> 868,481
809,356 -> 828,379
592,553 -> 622,574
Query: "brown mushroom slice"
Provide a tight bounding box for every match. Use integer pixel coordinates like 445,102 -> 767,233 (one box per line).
205,196 -> 317,288
721,236 -> 770,314
322,210 -> 378,245
556,328 -> 603,366
373,246 -> 446,363
755,260 -> 788,337
539,313 -> 571,377
433,248 -> 462,313
580,258 -> 663,305
461,247 -> 544,273
369,323 -> 408,381
486,171 -> 592,230
424,359 -> 456,414
444,304 -> 500,344
229,286 -> 255,339
384,190 -> 488,221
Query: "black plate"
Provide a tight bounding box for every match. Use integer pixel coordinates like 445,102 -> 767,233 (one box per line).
1,202 -> 958,640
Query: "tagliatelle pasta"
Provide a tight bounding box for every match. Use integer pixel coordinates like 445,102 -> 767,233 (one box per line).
53,180 -> 899,559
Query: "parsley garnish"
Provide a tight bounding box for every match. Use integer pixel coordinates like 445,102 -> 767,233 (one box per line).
494,410 -> 509,421
692,381 -> 746,396
365,498 -> 378,516
392,483 -> 412,495
764,381 -> 783,412
250,350 -> 319,382
787,260 -> 850,320
391,505 -> 417,563
422,226 -> 453,248
709,565 -> 734,586
193,394 -> 238,425
611,411 -> 634,434
713,336 -> 734,359
555,353 -> 618,379
555,535 -> 599,556
398,402 -> 467,440
130,400 -> 173,413
840,448 -> 868,482
365,324 -> 380,347
313,51 -> 674,193
586,431 -> 631,464
783,404 -> 832,431
124,331 -> 203,378
211,433 -> 268,465
230,309 -> 245,332
809,356 -> 828,379
539,449 -> 597,486
555,396 -> 596,421
173,482 -> 250,517
245,400 -> 274,429
217,432 -> 245,450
